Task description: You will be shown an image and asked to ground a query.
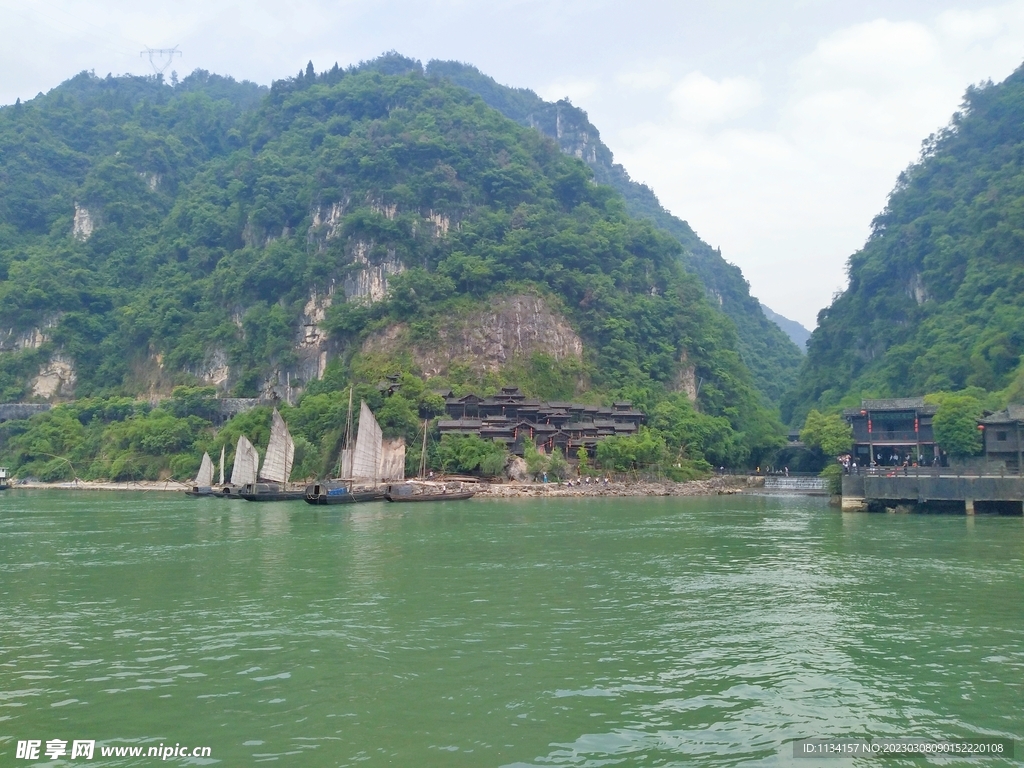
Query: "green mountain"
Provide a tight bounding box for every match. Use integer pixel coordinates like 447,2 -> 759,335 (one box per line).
760,305 -> 810,352
0,57 -> 784,470
425,60 -> 804,403
784,63 -> 1024,423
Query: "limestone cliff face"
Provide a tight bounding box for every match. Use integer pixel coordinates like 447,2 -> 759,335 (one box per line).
672,351 -> 698,403
343,240 -> 404,303
0,315 -> 60,353
362,294 -> 583,378
31,355 -> 76,399
255,285 -> 338,402
174,199 -> 455,399
72,204 -> 94,241
190,348 -> 231,391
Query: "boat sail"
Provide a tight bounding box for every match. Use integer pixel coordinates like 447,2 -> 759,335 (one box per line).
351,401 -> 382,482
218,445 -> 225,486
259,409 -> 295,485
240,410 -> 304,502
195,452 -> 214,487
230,435 -> 259,487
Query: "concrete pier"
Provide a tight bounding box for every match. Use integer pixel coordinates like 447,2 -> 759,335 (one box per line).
842,472 -> 1024,514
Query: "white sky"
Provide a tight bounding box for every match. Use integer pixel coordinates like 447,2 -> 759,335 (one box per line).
2,0 -> 1023,328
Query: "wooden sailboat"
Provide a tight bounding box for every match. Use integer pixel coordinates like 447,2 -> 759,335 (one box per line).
217,435 -> 258,497
305,395 -> 385,505
185,451 -> 215,496
241,409 -> 305,501
384,419 -> 475,503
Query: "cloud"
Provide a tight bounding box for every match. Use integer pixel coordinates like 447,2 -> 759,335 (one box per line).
668,72 -> 762,124
537,78 -> 599,104
613,2 -> 1024,327
615,68 -> 672,91
799,19 -> 941,87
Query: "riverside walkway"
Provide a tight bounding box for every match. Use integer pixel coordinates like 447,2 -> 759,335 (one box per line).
842,468 -> 1024,514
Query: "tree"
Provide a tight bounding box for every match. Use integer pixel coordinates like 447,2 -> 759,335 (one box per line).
932,394 -> 983,457
547,447 -> 568,480
166,386 -> 219,420
576,446 -> 589,474
799,410 -> 853,457
522,436 -> 547,479
434,434 -> 508,477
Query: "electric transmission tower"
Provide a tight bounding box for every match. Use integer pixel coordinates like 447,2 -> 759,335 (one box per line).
141,46 -> 181,75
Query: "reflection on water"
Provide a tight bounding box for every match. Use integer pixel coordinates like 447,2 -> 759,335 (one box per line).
0,491 -> 1021,767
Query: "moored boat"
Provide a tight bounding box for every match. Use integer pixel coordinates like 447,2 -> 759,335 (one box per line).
384,485 -> 475,502
218,434 -> 259,498
303,396 -> 397,506
184,452 -> 215,496
239,482 -> 307,502
380,421 -> 474,502
0,466 -> 8,491
241,410 -> 304,502
304,481 -> 384,505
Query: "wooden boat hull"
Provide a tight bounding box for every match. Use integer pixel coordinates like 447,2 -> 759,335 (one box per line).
184,486 -> 215,497
384,490 -> 476,502
239,482 -> 306,502
304,485 -> 384,505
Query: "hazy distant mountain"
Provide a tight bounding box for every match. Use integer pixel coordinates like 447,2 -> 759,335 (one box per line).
760,305 -> 811,352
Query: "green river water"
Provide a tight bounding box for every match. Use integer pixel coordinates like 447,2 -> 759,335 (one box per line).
0,491 -> 1021,766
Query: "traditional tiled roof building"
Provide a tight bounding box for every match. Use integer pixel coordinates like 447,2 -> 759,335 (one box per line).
438,387 -> 644,456
843,397 -> 940,467
979,404 -> 1024,473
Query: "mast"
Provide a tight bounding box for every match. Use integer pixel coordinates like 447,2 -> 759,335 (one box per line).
337,386 -> 355,479
420,419 -> 428,478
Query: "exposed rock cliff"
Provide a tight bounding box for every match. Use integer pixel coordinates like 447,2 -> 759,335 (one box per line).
362,294 -> 583,378
0,315 -> 60,353
343,240 -> 405,303
31,355 -> 76,398
191,349 -> 231,391
72,204 -> 94,241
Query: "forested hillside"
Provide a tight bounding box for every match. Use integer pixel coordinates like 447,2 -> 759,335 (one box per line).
0,57 -> 785,479
426,59 -> 805,403
784,63 -> 1024,424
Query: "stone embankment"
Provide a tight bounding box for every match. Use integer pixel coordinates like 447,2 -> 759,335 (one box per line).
9,476 -> 748,497
12,479 -> 191,492
474,476 -> 745,498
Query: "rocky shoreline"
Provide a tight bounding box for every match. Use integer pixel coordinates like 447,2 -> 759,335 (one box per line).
7,476 -> 748,497
473,476 -> 746,498
10,479 -> 193,492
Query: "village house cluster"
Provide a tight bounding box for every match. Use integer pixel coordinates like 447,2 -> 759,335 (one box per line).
437,387 -> 645,456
